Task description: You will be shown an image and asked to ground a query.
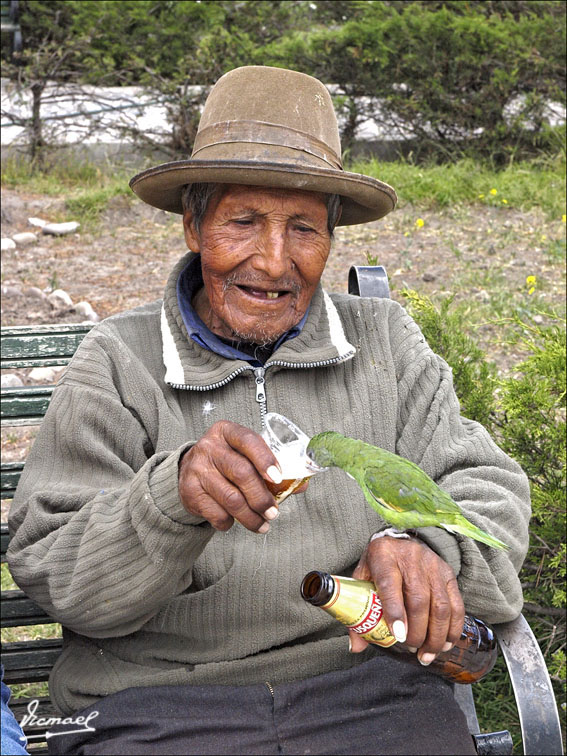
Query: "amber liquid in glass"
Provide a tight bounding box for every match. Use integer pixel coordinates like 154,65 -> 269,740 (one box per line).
265,476 -> 309,504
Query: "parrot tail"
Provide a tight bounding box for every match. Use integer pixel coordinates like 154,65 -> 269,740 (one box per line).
442,522 -> 511,551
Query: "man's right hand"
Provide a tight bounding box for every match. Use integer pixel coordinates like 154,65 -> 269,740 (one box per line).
179,420 -> 283,533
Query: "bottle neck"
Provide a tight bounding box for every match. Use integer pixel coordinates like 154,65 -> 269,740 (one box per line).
301,571 -> 336,606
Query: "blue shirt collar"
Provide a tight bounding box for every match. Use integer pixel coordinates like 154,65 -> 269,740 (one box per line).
176,256 -> 308,367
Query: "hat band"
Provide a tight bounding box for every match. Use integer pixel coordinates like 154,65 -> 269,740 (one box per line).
192,120 -> 342,170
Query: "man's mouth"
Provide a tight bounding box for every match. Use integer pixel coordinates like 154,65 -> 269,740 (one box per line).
235,285 -> 290,301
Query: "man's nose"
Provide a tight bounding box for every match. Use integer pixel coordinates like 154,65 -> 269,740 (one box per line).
252,225 -> 291,279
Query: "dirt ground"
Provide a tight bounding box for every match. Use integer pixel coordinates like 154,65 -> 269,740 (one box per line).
2,186 -> 564,321
1,186 -> 565,475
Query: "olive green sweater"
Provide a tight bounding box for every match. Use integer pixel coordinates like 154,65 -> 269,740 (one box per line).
8,252 -> 530,715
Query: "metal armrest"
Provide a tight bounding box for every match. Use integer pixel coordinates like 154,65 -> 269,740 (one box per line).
348,265 -> 390,299
454,614 -> 563,755
494,614 -> 563,755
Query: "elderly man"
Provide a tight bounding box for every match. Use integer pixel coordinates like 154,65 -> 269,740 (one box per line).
8,66 -> 530,755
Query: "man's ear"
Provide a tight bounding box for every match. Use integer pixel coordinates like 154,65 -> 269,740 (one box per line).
183,211 -> 201,252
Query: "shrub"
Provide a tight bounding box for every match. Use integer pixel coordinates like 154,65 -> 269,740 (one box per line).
400,289 -> 497,426
402,289 -> 566,744
263,1 -> 566,162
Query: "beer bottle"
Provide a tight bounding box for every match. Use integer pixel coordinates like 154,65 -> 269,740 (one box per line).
301,571 -> 498,684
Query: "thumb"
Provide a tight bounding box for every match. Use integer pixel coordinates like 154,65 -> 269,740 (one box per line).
348,628 -> 369,653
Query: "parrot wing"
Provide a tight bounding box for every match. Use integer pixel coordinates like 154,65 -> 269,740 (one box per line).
363,464 -> 461,517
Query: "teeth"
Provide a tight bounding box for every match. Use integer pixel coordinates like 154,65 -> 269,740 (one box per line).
266,291 -> 280,299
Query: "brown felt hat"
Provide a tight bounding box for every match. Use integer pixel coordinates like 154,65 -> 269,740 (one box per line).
129,66 -> 397,226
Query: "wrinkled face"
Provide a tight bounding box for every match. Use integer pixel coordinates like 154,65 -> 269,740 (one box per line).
183,184 -> 333,345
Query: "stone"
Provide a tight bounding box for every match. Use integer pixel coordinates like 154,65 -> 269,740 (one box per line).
42,221 -> 80,236
1,238 -> 16,251
24,286 -> 47,300
28,217 -> 48,228
12,232 -> 38,246
1,374 -> 24,388
48,289 -> 73,308
28,367 -> 64,383
1,285 -> 22,298
422,272 -> 436,282
73,301 -> 100,322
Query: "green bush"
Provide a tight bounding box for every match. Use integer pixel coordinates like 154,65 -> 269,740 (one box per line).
400,289 -> 497,426
262,1 -> 566,162
402,289 -> 566,746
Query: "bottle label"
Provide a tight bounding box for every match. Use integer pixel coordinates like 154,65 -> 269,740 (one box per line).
348,590 -> 384,634
320,575 -> 397,649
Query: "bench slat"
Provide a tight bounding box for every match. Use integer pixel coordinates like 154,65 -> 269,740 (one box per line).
1,386 -> 54,422
1,324 -> 93,369
2,590 -> 56,626
1,521 -> 11,560
2,638 -> 63,684
1,465 -> 24,505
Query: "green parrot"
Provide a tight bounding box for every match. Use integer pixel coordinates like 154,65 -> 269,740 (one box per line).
306,431 -> 510,551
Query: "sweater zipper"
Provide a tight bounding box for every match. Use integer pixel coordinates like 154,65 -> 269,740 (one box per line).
254,367 -> 268,426
170,352 -> 354,427
265,681 -> 274,698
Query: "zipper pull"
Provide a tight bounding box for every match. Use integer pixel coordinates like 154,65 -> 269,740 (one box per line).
254,367 -> 267,425
254,367 -> 266,404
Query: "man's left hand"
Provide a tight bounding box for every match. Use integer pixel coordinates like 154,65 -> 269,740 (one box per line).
349,536 -> 464,666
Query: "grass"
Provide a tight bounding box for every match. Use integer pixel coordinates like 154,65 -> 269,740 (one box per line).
2,151 -> 565,231
348,154 -> 567,220
1,153 -> 134,230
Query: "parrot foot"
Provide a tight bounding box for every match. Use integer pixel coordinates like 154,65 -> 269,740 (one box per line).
371,527 -> 417,541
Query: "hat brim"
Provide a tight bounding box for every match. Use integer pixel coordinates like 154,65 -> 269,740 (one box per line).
129,160 -> 397,226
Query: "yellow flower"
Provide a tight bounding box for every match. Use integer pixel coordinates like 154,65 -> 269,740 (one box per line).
490,188 -> 498,196
541,234 -> 547,242
562,214 -> 566,223
526,275 -> 537,286
528,287 -> 536,295
501,198 -> 508,204
404,231 -> 410,237
415,218 -> 424,228
478,194 -> 485,199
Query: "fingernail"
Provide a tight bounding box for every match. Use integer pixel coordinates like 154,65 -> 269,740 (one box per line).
392,620 -> 407,643
419,652 -> 436,666
407,646 -> 418,653
266,465 -> 282,484
442,641 -> 453,652
264,506 -> 279,521
258,522 -> 270,534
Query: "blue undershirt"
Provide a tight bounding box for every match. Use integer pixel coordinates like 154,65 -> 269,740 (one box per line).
177,256 -> 308,367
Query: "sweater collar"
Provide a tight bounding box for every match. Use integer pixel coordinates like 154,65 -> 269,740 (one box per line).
161,251 -> 356,389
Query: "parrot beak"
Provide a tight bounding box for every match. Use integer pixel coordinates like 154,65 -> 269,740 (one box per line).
305,449 -> 329,473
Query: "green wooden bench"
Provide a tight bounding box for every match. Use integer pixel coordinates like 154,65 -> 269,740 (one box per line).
1,273 -> 564,754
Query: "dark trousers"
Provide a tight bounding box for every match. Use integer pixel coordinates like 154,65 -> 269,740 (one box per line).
47,655 -> 477,755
